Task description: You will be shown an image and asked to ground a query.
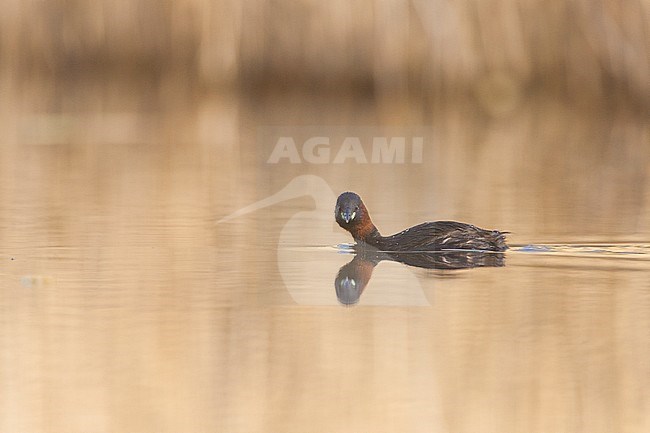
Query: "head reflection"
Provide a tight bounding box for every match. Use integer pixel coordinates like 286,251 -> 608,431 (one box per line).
335,253 -> 379,305
334,247 -> 505,306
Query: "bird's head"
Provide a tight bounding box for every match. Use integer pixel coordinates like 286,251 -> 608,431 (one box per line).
335,192 -> 379,244
335,192 -> 365,226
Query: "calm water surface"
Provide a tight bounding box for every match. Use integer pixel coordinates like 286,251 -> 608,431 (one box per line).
0,80 -> 649,432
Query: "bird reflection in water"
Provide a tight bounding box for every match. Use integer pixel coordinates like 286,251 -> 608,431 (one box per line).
335,247 -> 505,305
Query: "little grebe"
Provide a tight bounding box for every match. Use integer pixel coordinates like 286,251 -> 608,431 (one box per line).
335,192 -> 508,252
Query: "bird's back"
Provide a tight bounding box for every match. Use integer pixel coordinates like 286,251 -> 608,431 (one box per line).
378,221 -> 508,252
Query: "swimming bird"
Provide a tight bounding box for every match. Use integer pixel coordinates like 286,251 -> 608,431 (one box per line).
335,192 -> 508,252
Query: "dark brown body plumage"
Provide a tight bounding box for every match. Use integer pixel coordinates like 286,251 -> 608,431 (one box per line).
335,192 -> 508,252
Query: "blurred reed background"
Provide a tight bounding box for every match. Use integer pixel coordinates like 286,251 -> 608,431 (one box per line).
0,0 -> 649,252
1,0 -> 648,109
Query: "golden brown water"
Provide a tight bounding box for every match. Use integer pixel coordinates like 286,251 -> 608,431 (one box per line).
1,77 -> 650,432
